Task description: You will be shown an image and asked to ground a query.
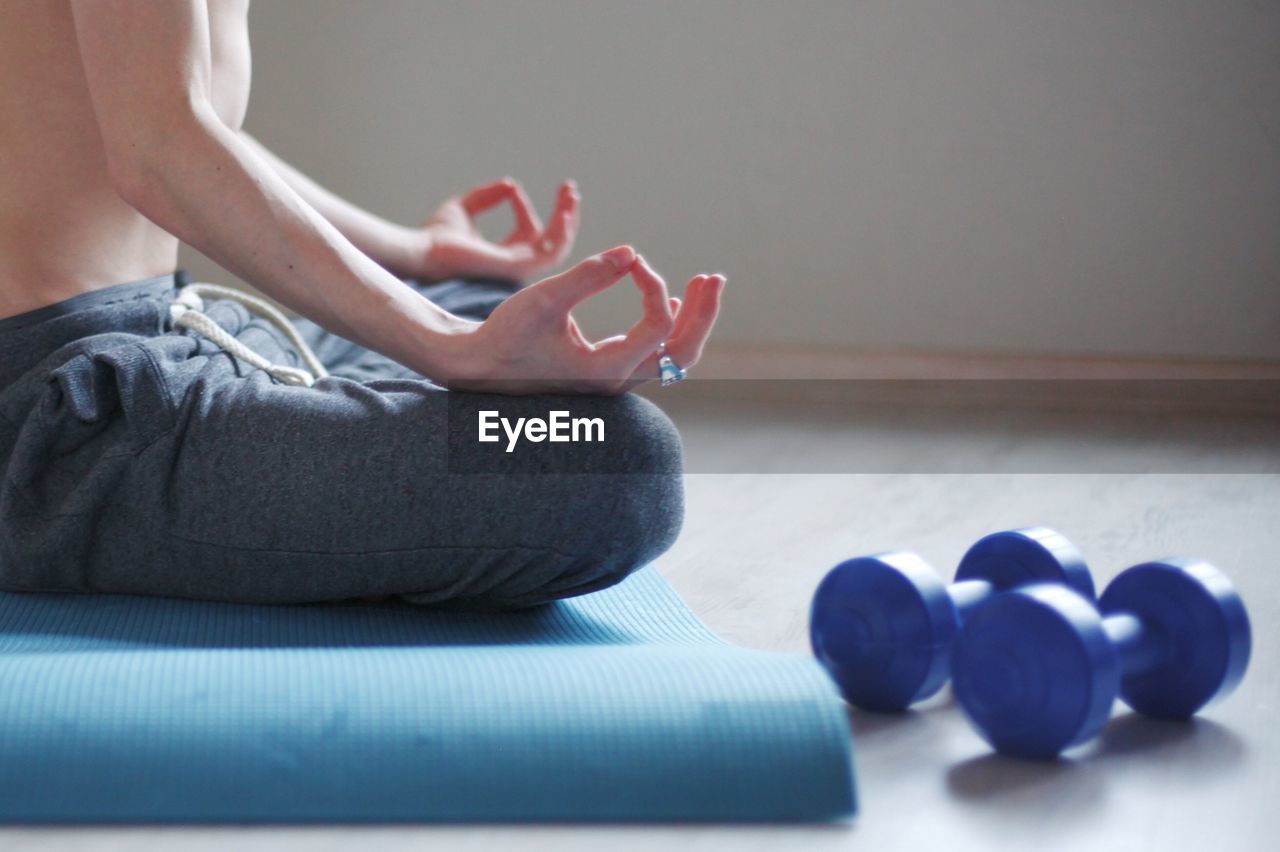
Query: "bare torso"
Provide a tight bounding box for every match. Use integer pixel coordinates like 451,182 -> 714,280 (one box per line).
0,0 -> 251,319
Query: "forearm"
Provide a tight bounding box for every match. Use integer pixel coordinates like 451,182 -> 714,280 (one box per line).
238,132 -> 426,277
118,106 -> 473,378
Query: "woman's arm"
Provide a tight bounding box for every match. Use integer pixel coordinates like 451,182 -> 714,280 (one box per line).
72,0 -> 474,379
237,132 -> 427,279
239,133 -> 581,283
72,0 -> 722,393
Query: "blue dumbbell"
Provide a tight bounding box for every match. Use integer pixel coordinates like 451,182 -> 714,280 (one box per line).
951,558 -> 1252,760
809,527 -> 1094,712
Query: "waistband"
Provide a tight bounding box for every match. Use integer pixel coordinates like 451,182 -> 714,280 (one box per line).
0,271 -> 189,392
0,272 -> 185,335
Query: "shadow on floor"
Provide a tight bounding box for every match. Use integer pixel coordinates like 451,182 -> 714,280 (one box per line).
848,690 -> 956,738
945,713 -> 1246,803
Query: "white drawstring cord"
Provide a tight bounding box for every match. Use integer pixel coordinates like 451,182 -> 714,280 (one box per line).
168,283 -> 328,387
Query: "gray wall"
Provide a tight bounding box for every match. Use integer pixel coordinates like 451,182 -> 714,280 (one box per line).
181,0 -> 1280,361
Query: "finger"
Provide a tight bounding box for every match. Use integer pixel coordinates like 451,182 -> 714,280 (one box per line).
503,180 -> 544,242
589,254 -> 675,375
630,253 -> 675,329
567,316 -> 592,349
537,180 -> 581,255
461,178 -> 518,217
670,274 -> 724,365
536,245 -> 636,310
669,276 -> 707,342
625,273 -> 725,385
668,296 -> 682,316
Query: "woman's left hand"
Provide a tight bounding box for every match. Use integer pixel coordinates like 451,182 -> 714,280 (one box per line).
413,177 -> 580,283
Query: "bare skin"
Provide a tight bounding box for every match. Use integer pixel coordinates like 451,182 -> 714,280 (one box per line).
0,0 -> 724,393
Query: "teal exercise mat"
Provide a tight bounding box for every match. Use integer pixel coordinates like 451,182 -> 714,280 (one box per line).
0,565 -> 856,823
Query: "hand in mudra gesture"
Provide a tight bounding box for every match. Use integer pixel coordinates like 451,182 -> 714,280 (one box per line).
416,178 -> 579,283
450,245 -> 725,395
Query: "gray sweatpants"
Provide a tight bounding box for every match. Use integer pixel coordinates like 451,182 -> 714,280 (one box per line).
0,273 -> 683,609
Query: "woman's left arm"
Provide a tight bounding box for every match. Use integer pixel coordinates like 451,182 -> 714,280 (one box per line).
238,132 -> 579,282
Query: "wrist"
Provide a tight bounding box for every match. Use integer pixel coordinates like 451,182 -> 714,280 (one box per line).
400,296 -> 486,383
380,224 -> 435,280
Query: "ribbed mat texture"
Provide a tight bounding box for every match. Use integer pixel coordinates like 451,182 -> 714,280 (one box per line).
0,565 -> 856,823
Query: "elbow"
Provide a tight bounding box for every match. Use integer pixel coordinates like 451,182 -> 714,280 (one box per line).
104,145 -> 158,213
101,121 -> 177,219
100,102 -> 217,217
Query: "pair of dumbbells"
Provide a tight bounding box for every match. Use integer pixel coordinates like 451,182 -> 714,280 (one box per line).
808,528 -> 1252,759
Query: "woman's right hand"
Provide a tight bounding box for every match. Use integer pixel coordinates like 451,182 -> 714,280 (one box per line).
446,245 -> 725,395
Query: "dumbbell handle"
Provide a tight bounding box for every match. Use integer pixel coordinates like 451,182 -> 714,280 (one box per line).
1101,612 -> 1165,677
948,579 -> 994,623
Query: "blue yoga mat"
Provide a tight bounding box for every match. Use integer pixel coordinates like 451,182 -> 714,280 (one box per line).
0,565 -> 856,823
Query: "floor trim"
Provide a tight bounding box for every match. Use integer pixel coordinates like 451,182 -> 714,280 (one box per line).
642,344 -> 1280,416
691,343 -> 1280,381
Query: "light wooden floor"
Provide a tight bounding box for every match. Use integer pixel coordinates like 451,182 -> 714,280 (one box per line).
3,397 -> 1277,852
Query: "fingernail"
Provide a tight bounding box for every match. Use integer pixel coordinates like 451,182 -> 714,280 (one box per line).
603,245 -> 635,270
